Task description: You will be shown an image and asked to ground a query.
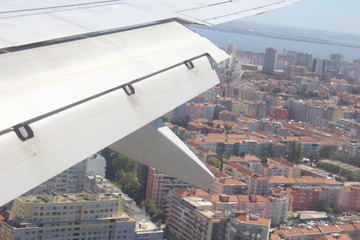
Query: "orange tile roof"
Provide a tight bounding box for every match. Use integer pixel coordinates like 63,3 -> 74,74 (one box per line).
218,179 -> 247,186
270,234 -> 281,240
173,189 -> 189,197
194,189 -> 211,197
282,161 -> 297,168
235,215 -> 270,226
269,176 -> 297,184
228,155 -> 261,162
269,157 -> 284,164
224,162 -> 242,170
320,140 -> 338,146
301,227 -> 321,235
197,146 -> 216,155
318,225 -> 340,233
214,171 -> 230,178
186,141 -> 200,148
194,118 -> 209,123
238,167 -> 255,177
263,164 -> 284,169
210,195 -> 220,202
279,228 -> 304,236
253,176 -> 269,181
324,233 -> 351,240
336,224 -> 356,231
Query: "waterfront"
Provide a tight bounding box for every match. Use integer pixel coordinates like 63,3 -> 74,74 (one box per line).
192,27 -> 360,61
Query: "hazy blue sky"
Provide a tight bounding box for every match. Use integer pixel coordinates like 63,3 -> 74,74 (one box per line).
235,0 -> 360,35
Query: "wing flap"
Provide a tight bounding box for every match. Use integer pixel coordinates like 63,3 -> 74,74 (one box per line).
0,50 -> 221,206
110,119 -> 214,191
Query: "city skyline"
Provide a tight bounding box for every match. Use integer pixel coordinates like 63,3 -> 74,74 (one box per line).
234,0 -> 360,36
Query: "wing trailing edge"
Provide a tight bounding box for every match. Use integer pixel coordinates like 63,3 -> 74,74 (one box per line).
0,22 -> 226,206
110,119 -> 215,191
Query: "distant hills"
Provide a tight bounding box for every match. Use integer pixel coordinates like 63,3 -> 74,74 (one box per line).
192,21 -> 360,49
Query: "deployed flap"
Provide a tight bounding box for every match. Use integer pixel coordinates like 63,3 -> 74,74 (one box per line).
109,119 -> 214,191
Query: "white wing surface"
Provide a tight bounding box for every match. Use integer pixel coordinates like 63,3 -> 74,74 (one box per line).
0,22 -> 225,205
0,0 -> 303,49
0,0 -> 303,206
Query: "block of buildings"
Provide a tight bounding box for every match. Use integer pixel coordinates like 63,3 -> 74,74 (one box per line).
268,157 -> 301,178
0,192 -> 136,240
24,154 -> 106,196
225,213 -> 270,240
210,179 -> 247,195
262,164 -> 286,177
146,168 -> 191,210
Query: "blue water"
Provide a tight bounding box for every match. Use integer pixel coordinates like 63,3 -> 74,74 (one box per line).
192,27 -> 360,61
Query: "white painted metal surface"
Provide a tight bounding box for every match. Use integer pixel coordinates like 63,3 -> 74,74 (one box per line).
0,0 -> 303,49
178,0 -> 303,25
0,0 -> 305,206
0,54 -> 220,205
0,22 -> 227,131
110,119 -> 215,191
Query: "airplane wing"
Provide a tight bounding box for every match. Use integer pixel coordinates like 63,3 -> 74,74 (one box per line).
0,0 -> 303,206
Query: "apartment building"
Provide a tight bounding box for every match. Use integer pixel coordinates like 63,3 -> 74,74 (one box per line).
225,213 -> 270,240
185,103 -> 216,121
167,190 -> 274,240
278,185 -> 360,212
0,192 -> 136,240
24,154 -> 106,196
173,189 -> 291,226
146,168 -> 191,210
223,155 -> 262,173
276,225 -> 359,240
167,190 -> 218,240
210,179 -> 247,195
191,133 -> 283,157
268,157 -> 301,178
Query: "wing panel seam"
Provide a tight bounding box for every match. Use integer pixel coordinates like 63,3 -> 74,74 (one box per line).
1,53 -> 213,137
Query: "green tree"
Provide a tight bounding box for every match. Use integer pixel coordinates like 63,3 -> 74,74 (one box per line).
333,205 -> 347,214
102,149 -> 136,181
224,124 -> 232,133
207,157 -> 222,169
170,115 -> 191,128
141,199 -> 167,224
115,170 -> 142,204
286,141 -> 304,163
319,146 -> 333,159
160,116 -> 169,123
338,98 -> 352,106
213,106 -> 221,120
301,169 -> 311,176
102,149 -> 147,204
259,155 -> 269,164
311,200 -> 333,214
316,162 -> 340,173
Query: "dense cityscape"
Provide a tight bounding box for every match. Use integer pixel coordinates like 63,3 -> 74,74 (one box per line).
2,37 -> 360,240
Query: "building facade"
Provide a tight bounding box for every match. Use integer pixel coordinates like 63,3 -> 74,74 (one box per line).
0,192 -> 137,240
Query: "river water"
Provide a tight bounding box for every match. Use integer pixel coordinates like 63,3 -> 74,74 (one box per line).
191,27 -> 360,61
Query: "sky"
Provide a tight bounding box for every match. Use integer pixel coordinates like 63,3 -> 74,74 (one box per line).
234,0 -> 360,36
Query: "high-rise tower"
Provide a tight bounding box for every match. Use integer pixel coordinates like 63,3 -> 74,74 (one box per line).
262,47 -> 277,73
